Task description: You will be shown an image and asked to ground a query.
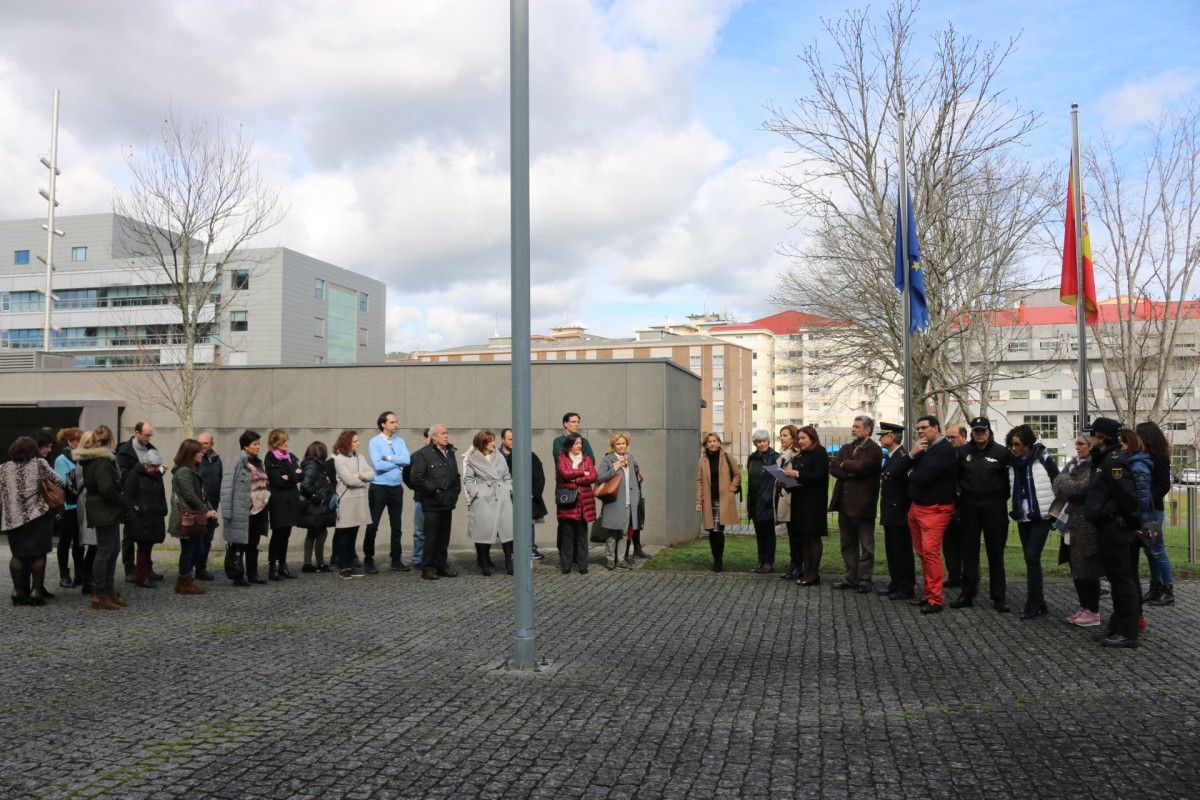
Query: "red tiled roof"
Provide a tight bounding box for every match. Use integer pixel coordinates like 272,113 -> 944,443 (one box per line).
710,310 -> 837,335
987,299 -> 1200,327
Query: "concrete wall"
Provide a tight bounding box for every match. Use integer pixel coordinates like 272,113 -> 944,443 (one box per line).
0,359 -> 701,548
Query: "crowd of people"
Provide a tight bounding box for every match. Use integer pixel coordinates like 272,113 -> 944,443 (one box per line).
0,408 -> 1180,648
724,413 -> 1178,649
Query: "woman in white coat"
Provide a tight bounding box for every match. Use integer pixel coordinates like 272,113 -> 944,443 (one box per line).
463,430 -> 514,576
332,429 -> 375,579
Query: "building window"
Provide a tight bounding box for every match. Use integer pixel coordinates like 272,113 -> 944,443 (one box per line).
1172,387 -> 1191,399
1010,389 -> 1030,400
314,278 -> 325,300
14,250 -> 29,265
712,353 -> 724,368
230,310 -> 248,332
1165,421 -> 1188,431
987,389 -> 1000,401
752,403 -> 757,411
327,285 -> 357,362
314,355 -> 326,365
231,269 -> 250,290
689,355 -> 701,373
1023,414 -> 1059,440
752,352 -> 757,359
359,292 -> 369,312
1007,340 -> 1030,352
1038,338 -> 1058,351
1042,389 -> 1060,400
71,246 -> 87,262
713,377 -> 724,391
314,317 -> 325,338
358,328 -> 368,348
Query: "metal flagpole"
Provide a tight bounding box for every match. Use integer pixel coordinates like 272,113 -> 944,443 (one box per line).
509,0 -> 538,670
1070,103 -> 1088,428
898,108 -> 913,438
41,89 -> 63,351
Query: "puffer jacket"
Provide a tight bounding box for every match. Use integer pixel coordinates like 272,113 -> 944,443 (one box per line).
1127,453 -> 1156,525
76,446 -> 127,527
1009,442 -> 1058,522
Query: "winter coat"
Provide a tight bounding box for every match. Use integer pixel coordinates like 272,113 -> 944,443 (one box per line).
1127,453 -> 1156,525
1009,443 -> 1058,522
464,448 -> 514,544
746,447 -> 779,524
77,447 -> 127,527
264,450 -> 303,529
220,451 -> 254,545
116,438 -> 156,478
409,443 -> 461,511
788,445 -> 829,537
879,447 -> 912,528
122,464 -> 167,544
596,451 -> 643,532
1150,453 -> 1171,512
773,447 -> 797,525
556,452 -> 598,523
501,448 -> 548,521
298,457 -> 338,530
1083,446 -> 1139,530
828,437 -> 882,520
334,452 -> 375,528
907,438 -> 958,506
0,457 -> 59,532
958,438 -> 1010,506
1051,456 -> 1103,580
168,464 -> 210,537
696,450 -> 740,529
199,449 -> 223,510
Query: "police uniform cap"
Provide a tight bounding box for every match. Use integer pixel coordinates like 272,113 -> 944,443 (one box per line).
969,416 -> 991,431
877,422 -> 904,437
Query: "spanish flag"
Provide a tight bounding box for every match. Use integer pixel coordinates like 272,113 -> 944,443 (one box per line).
1060,158 -> 1098,325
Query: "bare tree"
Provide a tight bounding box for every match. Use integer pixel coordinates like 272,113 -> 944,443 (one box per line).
112,110 -> 283,436
763,1 -> 1053,423
1083,101 -> 1200,427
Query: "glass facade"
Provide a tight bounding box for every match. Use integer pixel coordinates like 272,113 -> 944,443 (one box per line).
0,324 -> 215,350
327,285 -> 358,363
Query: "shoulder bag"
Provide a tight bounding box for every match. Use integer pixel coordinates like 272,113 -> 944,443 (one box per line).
595,469 -> 622,502
555,486 -> 579,507
41,476 -> 66,510
179,508 -> 208,537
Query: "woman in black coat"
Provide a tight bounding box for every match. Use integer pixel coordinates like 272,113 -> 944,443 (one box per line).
298,441 -> 337,573
746,430 -> 779,574
122,448 -> 168,588
264,428 -> 303,580
788,425 -> 829,586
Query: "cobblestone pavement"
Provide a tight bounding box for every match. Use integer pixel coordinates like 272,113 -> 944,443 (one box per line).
1,550 -> 1196,800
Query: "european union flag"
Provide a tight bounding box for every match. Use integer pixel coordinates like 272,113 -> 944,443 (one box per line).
894,188 -> 928,332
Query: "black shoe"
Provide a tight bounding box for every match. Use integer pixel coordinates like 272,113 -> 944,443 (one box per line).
798,577 -> 820,586
1092,627 -> 1116,641
301,564 -> 318,574
437,567 -> 459,578
887,591 -> 910,601
945,579 -> 961,589
920,604 -> 944,615
194,570 -> 215,581
28,592 -> 47,607
316,563 -> 332,573
10,594 -> 31,606
133,579 -> 156,589
993,601 -> 1010,613
149,570 -> 164,581
268,564 -> 281,581
279,564 -> 297,579
1019,604 -> 1048,620
1098,633 -> 1138,648
781,569 -> 799,581
80,582 -> 94,596
480,562 -> 493,576
36,586 -> 55,600
363,559 -> 379,575
1145,581 -> 1164,604
340,568 -> 363,580
832,580 -> 857,590
949,596 -> 974,609
855,583 -> 873,594
391,562 -> 411,572
877,586 -> 895,596
578,568 -> 588,575
232,575 -> 250,586
560,566 -> 571,575
909,597 -> 929,607
711,560 -> 723,573
1148,586 -> 1175,607
59,576 -> 74,589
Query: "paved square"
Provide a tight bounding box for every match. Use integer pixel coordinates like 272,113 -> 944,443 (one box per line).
1,561 -> 1196,799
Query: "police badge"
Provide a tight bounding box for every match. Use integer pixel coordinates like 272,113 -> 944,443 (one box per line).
1112,467 -> 1124,480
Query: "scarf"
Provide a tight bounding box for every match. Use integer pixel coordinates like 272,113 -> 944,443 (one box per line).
569,452 -> 583,469
1011,444 -> 1044,522
271,449 -> 290,462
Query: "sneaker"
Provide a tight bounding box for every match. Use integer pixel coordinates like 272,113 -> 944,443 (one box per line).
1138,615 -> 1147,632
301,564 -> 318,574
363,559 -> 379,575
390,561 -> 411,572
531,546 -> 546,561
339,569 -> 362,580
316,563 -> 332,573
1064,608 -> 1085,624
1071,610 -> 1101,627
617,559 -> 633,570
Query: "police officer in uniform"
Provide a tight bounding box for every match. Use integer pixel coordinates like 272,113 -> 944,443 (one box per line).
876,423 -> 916,600
952,416 -> 1012,612
1082,417 -> 1142,648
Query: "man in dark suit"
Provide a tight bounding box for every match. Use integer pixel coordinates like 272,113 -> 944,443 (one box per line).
877,423 -> 915,600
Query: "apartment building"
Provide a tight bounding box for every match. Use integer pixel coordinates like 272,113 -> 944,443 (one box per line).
0,213 -> 385,367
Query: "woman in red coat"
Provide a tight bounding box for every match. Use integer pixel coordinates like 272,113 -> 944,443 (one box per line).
556,433 -> 597,575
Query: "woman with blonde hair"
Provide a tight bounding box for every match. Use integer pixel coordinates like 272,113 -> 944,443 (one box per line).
464,430 -> 515,575
776,425 -> 802,580
596,431 -> 642,570
696,432 -> 740,572
75,425 -> 128,609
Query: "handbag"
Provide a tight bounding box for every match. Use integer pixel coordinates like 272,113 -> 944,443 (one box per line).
40,476 -> 66,510
595,470 -> 622,502
223,544 -> 244,580
179,508 -> 208,537
555,486 -> 579,507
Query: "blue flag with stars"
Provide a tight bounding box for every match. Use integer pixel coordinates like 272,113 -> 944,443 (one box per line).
894,187 -> 928,332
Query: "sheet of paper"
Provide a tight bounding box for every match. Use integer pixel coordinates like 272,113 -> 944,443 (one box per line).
764,464 -> 797,488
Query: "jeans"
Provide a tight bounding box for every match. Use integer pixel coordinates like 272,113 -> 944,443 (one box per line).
837,515 -> 875,584
959,502 -> 1010,603
365,483 -> 405,565
908,503 -> 954,606
1143,511 -> 1174,584
55,508 -> 83,580
178,537 -> 198,577
1017,518 -> 1051,608
412,501 -> 425,567
93,524 -> 120,590
196,519 -> 217,573
333,527 -> 358,569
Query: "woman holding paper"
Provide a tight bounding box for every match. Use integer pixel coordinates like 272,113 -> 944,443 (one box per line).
788,425 -> 829,586
775,425 -> 802,580
746,430 -> 779,573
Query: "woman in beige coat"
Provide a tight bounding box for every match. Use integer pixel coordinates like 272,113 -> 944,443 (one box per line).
696,432 -> 740,572
332,429 -> 374,579
774,425 -> 801,580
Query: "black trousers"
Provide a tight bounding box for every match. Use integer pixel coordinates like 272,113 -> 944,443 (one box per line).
883,523 -> 915,595
753,518 -> 776,566
365,483 -> 405,565
787,522 -> 804,571
1074,578 -> 1101,612
422,508 -> 453,573
959,502 -> 1010,602
268,526 -> 293,564
942,516 -> 962,583
1099,521 -> 1139,638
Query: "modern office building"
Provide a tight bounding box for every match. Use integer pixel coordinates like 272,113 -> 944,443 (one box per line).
0,213 -> 385,367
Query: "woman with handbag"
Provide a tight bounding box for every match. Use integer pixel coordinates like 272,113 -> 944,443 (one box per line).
463,430 -> 514,576
264,428 -> 303,580
332,430 -> 374,579
596,432 -> 641,571
555,433 -> 597,575
122,448 -> 168,589
168,439 -> 216,595
220,430 -> 266,587
299,441 -> 337,573
76,425 -> 128,610
1,436 -> 65,607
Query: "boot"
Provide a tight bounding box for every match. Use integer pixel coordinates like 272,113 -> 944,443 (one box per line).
59,568 -> 74,589
109,588 -> 128,608
268,562 -> 281,581
476,545 -> 492,576
1149,584 -> 1175,607
278,563 -> 297,579
502,541 -> 514,576
1145,580 -> 1164,604
174,575 -> 206,595
92,590 -> 121,611
80,578 -> 94,596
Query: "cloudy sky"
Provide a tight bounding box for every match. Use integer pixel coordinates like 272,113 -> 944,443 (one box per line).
2,0 -> 1197,352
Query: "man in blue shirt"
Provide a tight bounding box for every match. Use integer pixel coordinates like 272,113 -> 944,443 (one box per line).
366,411 -> 412,573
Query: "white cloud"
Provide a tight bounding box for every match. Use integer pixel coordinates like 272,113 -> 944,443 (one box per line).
1099,70 -> 1200,127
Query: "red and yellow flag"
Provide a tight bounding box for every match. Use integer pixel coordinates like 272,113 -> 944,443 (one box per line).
1060,159 -> 1098,325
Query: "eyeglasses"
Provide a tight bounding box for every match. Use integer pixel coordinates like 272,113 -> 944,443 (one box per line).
1075,440 -> 1088,447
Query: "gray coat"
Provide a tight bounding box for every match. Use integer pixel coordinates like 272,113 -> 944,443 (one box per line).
596,451 -> 642,532
463,449 -> 513,544
1051,456 -> 1104,580
334,452 -> 374,528
219,451 -> 253,545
